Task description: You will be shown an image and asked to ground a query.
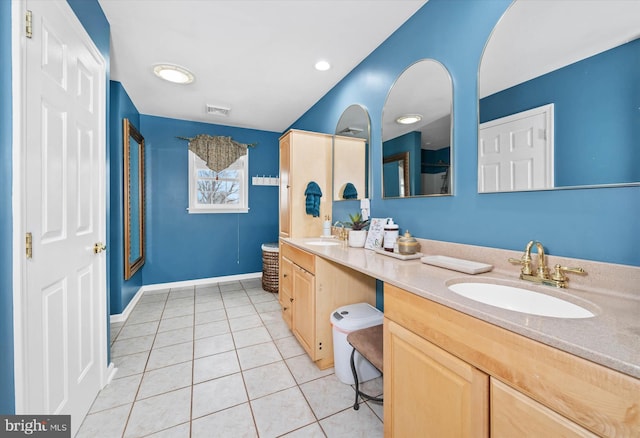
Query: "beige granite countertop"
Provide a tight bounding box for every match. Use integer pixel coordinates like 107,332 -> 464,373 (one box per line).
282,237 -> 640,379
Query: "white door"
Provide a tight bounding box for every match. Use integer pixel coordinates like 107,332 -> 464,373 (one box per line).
21,0 -> 107,433
478,104 -> 554,192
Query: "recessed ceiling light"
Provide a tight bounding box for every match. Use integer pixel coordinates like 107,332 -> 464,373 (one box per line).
153,64 -> 195,84
396,114 -> 422,125
314,60 -> 331,71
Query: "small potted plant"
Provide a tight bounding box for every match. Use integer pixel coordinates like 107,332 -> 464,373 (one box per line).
345,213 -> 369,247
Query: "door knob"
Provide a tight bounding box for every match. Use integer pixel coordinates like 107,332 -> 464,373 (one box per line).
94,242 -> 107,254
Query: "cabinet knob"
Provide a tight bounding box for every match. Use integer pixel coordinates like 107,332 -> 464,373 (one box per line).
290,298 -> 294,302
283,274 -> 288,278
283,306 -> 288,311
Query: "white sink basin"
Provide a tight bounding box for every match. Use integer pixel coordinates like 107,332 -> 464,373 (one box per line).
305,240 -> 340,246
447,282 -> 595,319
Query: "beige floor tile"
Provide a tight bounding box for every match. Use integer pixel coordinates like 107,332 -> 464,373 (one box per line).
251,387 -> 316,438
144,422 -> 190,437
248,292 -> 277,304
124,387 -> 192,437
193,350 -> 240,383
281,422 -> 327,438
229,314 -> 263,332
265,319 -> 293,340
286,354 -> 334,385
111,334 -> 155,358
161,303 -> 195,319
223,295 -> 252,308
137,361 -> 192,399
191,403 -> 257,438
254,300 -> 282,314
226,304 -> 258,319
153,326 -> 193,349
242,361 -> 296,400
193,298 -> 224,311
192,372 -> 247,418
138,292 -> 169,304
194,332 -> 235,358
117,320 -> 159,340
77,404 -> 131,438
112,350 -> 149,378
300,374 -> 356,419
158,314 -> 194,333
274,335 -> 305,359
89,374 -> 142,413
258,310 -> 283,324
237,342 -> 282,370
194,308 -> 226,325
244,287 -> 269,296
367,399 -> 384,421
232,326 -> 271,349
194,320 -> 230,339
126,307 -> 163,324
146,341 -> 193,370
319,404 -> 383,438
219,282 -> 244,292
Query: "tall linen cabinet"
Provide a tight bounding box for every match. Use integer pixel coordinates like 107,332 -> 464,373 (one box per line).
279,130 -> 332,238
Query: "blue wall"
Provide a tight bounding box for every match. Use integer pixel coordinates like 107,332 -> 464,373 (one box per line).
1,0 -> 15,416
109,82 -> 143,314
480,39 -> 640,187
293,0 -> 640,267
140,115 -> 280,285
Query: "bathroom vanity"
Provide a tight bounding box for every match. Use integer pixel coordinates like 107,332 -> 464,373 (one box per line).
280,237 -> 640,437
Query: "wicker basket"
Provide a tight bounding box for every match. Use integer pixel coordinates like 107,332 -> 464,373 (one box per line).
261,243 -> 279,293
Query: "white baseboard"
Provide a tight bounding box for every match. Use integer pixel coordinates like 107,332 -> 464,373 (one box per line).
109,272 -> 262,324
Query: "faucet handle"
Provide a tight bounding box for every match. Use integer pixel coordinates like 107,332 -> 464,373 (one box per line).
508,257 -> 533,275
551,264 -> 586,282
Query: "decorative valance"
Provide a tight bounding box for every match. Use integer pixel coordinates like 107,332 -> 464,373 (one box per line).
178,134 -> 256,173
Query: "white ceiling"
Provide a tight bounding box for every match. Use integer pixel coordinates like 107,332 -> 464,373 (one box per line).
98,0 -> 427,133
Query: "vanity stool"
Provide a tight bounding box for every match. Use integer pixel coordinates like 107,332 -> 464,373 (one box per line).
347,324 -> 383,410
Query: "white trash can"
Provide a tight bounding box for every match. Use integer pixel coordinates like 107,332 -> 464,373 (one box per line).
330,303 -> 383,385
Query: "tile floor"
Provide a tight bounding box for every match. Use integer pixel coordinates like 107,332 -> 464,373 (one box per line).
77,278 -> 383,437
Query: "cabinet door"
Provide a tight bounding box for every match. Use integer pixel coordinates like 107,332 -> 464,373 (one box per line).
491,379 -> 597,438
384,319 -> 489,438
279,256 -> 293,328
292,265 -> 315,359
279,135 -> 290,237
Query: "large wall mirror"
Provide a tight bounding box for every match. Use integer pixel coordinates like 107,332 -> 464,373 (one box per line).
333,104 -> 370,201
123,118 -> 145,279
382,59 -> 453,198
478,0 -> 640,193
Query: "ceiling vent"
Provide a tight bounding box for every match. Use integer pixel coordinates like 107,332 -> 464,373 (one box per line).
338,126 -> 363,136
206,104 -> 231,117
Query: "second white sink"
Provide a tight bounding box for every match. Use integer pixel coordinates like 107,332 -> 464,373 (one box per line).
447,282 -> 595,319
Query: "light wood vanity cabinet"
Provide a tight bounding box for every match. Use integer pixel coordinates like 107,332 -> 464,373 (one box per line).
384,283 -> 640,438
279,241 -> 375,369
278,130 -> 332,238
385,318 -> 489,437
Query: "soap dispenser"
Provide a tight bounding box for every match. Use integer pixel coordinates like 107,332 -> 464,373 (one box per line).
383,219 -> 399,252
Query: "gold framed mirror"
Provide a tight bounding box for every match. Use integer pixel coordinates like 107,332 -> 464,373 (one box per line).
123,118 -> 145,279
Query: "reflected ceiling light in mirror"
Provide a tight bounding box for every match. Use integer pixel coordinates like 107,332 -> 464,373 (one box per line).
395,114 -> 422,125
315,60 -> 331,71
153,64 -> 195,84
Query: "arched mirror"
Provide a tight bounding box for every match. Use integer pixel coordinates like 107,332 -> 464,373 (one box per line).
333,104 -> 370,201
382,59 -> 453,198
478,0 -> 640,193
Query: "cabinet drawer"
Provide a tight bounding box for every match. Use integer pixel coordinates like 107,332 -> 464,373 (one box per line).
281,243 -> 315,274
491,379 -> 597,438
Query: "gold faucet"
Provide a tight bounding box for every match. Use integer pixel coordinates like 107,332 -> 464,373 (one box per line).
332,221 -> 349,241
509,240 -> 586,288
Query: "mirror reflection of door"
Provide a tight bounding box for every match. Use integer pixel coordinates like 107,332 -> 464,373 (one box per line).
478,0 -> 640,191
383,153 -> 410,197
382,59 -> 453,198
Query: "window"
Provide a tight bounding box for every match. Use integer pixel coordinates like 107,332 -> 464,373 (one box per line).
188,150 -> 249,213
